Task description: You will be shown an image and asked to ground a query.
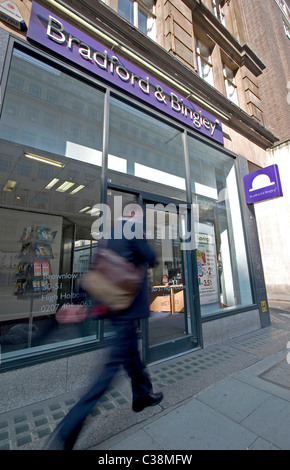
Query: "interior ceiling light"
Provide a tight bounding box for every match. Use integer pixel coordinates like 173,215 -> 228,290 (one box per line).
79,206 -> 91,213
86,207 -> 100,215
56,181 -> 75,192
46,0 -> 230,122
45,178 -> 60,189
3,180 -> 17,191
25,153 -> 65,167
70,184 -> 85,194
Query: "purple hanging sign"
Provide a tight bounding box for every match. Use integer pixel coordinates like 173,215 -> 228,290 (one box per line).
243,164 -> 283,204
27,2 -> 224,145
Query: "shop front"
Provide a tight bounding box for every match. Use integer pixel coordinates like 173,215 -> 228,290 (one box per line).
0,2 -> 265,377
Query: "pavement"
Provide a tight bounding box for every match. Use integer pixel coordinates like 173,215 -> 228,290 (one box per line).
1,300 -> 290,451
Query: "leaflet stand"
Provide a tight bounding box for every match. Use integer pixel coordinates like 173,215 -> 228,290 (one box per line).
14,226 -> 55,348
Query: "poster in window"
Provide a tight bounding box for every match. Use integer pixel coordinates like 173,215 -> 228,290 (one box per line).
196,222 -> 219,305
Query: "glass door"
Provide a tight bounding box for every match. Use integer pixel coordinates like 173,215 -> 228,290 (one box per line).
106,186 -> 200,363
145,199 -> 199,363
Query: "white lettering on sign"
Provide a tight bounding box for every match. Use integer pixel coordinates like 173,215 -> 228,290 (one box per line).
46,15 -> 220,139
47,16 -> 150,95
171,93 -> 217,135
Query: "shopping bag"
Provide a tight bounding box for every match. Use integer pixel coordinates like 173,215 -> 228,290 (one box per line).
81,247 -> 144,312
55,304 -> 88,324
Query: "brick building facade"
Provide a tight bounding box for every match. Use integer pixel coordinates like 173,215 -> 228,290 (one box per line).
240,0 -> 290,143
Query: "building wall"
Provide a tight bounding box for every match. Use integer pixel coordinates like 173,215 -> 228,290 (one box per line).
255,140 -> 290,301
238,0 -> 290,300
223,124 -> 269,167
240,0 -> 290,143
166,0 -> 265,123
160,0 -> 195,69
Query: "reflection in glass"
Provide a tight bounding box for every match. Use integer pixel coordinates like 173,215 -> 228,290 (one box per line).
0,49 -> 104,165
147,205 -> 187,346
188,136 -> 252,315
0,141 -> 103,361
108,96 -> 186,200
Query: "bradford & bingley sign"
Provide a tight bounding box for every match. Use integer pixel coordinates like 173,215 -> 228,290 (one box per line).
27,2 -> 224,145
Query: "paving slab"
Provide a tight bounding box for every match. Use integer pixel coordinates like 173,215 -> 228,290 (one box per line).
232,350 -> 290,402
134,399 -> 257,450
195,376 -> 271,423
248,437 -> 280,450
102,398 -> 258,450
241,396 -> 290,450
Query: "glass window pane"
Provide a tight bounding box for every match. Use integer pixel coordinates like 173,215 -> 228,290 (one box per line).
198,42 -> 211,60
224,65 -> 239,105
196,40 -> 214,86
118,0 -> 155,39
0,49 -> 104,166
225,80 -> 239,105
108,96 -> 187,200
147,205 -> 187,345
199,60 -> 214,85
118,0 -> 134,23
188,136 -> 253,316
138,6 -> 148,34
0,50 -> 105,362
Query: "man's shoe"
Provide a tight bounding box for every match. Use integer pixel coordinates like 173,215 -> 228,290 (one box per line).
132,392 -> 163,412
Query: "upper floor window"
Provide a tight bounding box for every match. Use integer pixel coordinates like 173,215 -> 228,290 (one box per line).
223,64 -> 239,106
195,39 -> 214,86
118,0 -> 156,40
274,0 -> 290,23
212,0 -> 226,25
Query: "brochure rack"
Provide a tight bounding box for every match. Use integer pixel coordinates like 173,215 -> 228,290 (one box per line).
14,226 -> 56,346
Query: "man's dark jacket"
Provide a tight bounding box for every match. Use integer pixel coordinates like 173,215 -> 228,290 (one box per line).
100,218 -> 156,320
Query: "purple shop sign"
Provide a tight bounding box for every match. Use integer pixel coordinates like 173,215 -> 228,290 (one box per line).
27,2 -> 224,145
243,164 -> 283,204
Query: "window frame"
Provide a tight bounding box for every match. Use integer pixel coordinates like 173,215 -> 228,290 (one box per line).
223,64 -> 239,106
211,0 -> 226,25
116,0 -> 156,39
195,38 -> 214,87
